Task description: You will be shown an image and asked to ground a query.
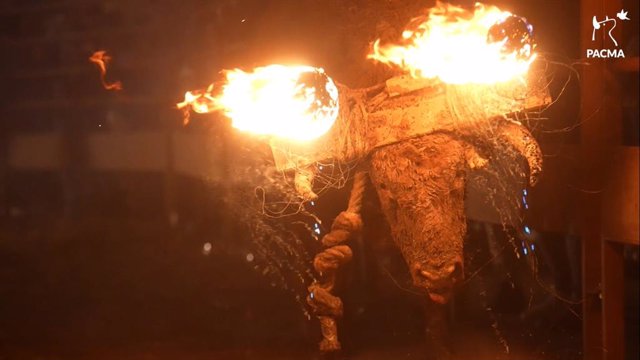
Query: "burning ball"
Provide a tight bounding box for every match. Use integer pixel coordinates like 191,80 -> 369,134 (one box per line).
217,65 -> 340,142
296,69 -> 340,132
178,65 -> 340,142
368,3 -> 537,84
487,15 -> 536,60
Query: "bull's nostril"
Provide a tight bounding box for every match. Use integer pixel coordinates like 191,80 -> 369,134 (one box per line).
448,261 -> 463,279
416,261 -> 463,284
420,269 -> 437,281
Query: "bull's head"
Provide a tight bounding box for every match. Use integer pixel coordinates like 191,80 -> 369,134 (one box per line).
370,133 -> 466,303
276,73 -> 547,351
369,121 -> 542,304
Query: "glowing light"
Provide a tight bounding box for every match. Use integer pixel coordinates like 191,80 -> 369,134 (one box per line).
89,50 -> 123,90
246,253 -> 255,262
524,226 -> 531,235
368,2 -> 536,84
177,65 -> 339,141
202,242 -> 212,255
523,189 -> 528,196
523,247 -> 528,255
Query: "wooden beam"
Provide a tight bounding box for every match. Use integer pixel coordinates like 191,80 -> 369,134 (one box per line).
0,122 -> 6,217
7,132 -> 225,180
271,69 -> 550,170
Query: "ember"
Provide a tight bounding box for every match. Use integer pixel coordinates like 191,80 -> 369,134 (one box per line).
88,50 -> 123,91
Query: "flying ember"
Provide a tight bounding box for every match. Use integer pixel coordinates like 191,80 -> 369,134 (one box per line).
368,2 -> 537,84
177,65 -> 340,142
89,50 -> 123,91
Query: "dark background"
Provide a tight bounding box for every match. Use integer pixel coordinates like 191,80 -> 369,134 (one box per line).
0,0 -> 638,359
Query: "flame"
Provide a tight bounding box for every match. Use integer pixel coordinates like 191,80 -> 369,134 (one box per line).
368,2 -> 536,84
89,50 -> 123,91
178,65 -> 339,141
178,85 -> 217,114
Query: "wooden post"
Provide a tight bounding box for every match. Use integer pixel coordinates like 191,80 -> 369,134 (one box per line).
0,122 -> 7,218
601,239 -> 625,360
601,146 -> 639,360
580,0 -> 604,356
579,0 -> 623,359
164,118 -> 177,228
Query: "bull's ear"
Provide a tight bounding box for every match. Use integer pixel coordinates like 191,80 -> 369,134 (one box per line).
496,122 -> 543,186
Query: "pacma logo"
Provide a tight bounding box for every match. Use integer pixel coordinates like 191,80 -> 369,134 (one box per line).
587,9 -> 630,58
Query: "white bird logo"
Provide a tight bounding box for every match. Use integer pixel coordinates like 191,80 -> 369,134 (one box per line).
592,9 -> 630,47
616,9 -> 630,21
